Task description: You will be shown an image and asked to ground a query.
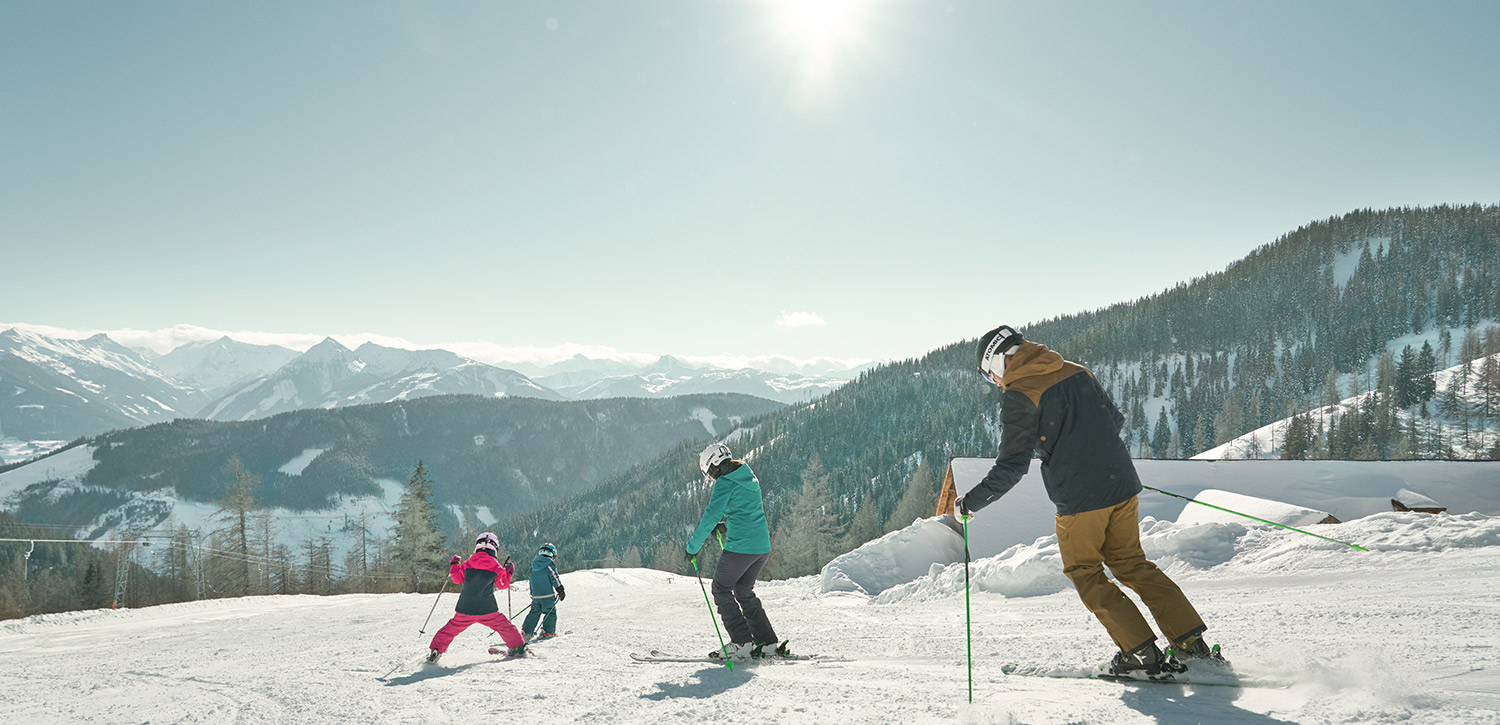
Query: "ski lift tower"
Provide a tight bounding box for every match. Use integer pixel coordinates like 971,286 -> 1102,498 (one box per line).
110,530 -> 183,610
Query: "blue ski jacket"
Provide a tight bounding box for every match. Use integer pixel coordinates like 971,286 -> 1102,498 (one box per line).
528,554 -> 561,597
687,462 -> 772,556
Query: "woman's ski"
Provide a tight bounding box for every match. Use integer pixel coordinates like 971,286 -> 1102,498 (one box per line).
630,649 -> 842,664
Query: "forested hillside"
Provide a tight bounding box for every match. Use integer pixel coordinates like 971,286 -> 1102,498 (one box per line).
512,204 -> 1500,577
1,393 -> 783,537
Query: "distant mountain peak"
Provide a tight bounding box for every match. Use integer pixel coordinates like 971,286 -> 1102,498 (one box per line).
302,337 -> 354,357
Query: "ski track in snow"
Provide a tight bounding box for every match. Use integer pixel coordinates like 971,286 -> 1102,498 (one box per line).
3,526 -> 1499,724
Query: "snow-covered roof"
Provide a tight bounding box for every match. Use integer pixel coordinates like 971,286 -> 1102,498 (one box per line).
1176,489 -> 1335,527
1393,488 -> 1441,508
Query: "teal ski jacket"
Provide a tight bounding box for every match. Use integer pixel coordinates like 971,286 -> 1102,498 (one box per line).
687,462 -> 772,556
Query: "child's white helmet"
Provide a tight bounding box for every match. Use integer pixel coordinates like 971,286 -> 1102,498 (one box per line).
699,443 -> 732,478
475,532 -> 499,554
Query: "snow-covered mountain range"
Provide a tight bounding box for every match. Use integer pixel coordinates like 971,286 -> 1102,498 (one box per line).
198,338 -> 564,421
151,336 -> 300,397
0,328 -> 204,450
1,328 -> 865,463
535,354 -> 850,403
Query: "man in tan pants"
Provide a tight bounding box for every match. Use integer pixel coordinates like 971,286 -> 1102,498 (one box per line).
957,325 -> 1222,676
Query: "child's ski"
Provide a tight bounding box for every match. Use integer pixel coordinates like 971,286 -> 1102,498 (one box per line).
1001,663 -> 1281,689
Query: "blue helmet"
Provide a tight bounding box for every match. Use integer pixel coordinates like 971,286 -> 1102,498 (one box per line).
539,542 -> 557,559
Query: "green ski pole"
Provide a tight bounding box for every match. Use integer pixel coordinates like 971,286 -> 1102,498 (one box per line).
691,554 -> 734,670
1142,485 -> 1368,551
963,513 -> 973,703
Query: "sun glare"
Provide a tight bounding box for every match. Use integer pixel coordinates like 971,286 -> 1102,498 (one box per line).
765,0 -> 875,100
772,0 -> 865,53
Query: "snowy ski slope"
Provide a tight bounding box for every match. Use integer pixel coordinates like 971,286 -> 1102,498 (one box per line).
1,512 -> 1497,724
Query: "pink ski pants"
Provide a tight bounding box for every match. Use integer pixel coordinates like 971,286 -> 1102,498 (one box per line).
428,612 -> 525,652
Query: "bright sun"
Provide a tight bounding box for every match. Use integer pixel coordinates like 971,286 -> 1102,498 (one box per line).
764,0 -> 875,99
770,0 -> 866,54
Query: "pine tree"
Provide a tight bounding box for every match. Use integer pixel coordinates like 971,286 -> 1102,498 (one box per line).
1395,346 -> 1418,408
78,559 -> 109,609
214,456 -> 259,597
841,493 -> 882,551
885,458 -> 936,533
1281,414 -> 1311,460
768,457 -> 840,578
392,460 -> 447,592
1151,408 -> 1172,458
166,525 -> 193,601
621,546 -> 643,568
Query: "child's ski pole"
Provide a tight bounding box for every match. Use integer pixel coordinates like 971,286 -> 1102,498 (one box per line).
419,579 -> 451,634
691,553 -> 733,670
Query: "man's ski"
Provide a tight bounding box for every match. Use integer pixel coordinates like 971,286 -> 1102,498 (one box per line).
1001,663 -> 1281,689
630,649 -> 843,664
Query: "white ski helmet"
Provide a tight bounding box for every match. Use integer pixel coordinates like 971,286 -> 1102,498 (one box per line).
475,532 -> 499,555
699,442 -> 733,478
976,324 -> 1023,384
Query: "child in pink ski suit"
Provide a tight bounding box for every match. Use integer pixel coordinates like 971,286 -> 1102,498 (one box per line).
426,533 -> 526,663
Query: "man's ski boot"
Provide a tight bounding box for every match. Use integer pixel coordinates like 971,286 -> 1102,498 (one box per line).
752,640 -> 792,659
424,648 -> 442,665
1107,641 -> 1186,679
1169,632 -> 1232,671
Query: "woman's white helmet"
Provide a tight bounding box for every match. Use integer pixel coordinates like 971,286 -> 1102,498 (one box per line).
699,442 -> 733,478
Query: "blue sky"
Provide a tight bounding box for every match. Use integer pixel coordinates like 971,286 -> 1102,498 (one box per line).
3,0 -> 1498,365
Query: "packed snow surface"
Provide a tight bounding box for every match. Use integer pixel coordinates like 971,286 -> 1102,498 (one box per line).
2,511 -> 1497,724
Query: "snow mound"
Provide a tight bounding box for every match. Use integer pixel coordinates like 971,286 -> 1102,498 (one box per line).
872,518 -> 1256,604
1140,517 -> 1249,568
873,534 -> 1068,604
1228,511 -> 1500,575
818,515 -> 964,595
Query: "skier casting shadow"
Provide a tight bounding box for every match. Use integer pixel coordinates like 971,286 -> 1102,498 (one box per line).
959,325 -> 1229,677
685,443 -> 793,663
424,532 -> 526,664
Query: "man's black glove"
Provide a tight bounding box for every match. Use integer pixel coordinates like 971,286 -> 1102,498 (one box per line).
555,584 -> 566,602
712,521 -> 727,543
956,496 -> 972,518
684,549 -> 699,568
449,554 -> 462,566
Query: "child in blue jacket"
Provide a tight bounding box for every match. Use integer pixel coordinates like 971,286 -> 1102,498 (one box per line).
521,542 -> 565,640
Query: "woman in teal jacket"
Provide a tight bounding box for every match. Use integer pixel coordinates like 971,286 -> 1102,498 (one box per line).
686,443 -> 789,661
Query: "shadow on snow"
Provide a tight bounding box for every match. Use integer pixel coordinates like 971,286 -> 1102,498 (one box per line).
641,666 -> 755,701
1118,683 -> 1299,724
381,658 -> 519,686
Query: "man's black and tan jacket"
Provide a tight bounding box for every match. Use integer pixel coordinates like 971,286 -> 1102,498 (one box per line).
966,341 -> 1142,516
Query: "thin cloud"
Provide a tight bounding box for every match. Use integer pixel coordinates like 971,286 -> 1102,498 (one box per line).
774,311 -> 827,329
